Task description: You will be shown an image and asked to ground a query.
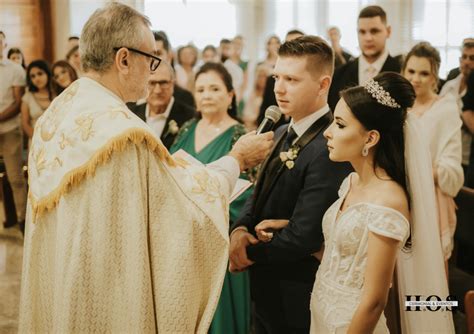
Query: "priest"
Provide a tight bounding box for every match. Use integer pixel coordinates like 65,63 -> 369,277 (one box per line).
19,3 -> 273,333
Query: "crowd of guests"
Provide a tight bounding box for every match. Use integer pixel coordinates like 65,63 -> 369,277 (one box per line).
1,3 -> 474,333
0,32 -> 80,233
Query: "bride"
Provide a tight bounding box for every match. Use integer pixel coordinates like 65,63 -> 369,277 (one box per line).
256,72 -> 454,333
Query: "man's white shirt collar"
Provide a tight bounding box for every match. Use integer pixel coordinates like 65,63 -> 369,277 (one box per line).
359,48 -> 389,85
288,104 -> 330,142
146,96 -> 174,120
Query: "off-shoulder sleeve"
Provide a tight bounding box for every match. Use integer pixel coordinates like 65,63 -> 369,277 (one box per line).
367,208 -> 410,245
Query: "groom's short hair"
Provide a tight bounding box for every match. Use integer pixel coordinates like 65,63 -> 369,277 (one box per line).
278,35 -> 334,78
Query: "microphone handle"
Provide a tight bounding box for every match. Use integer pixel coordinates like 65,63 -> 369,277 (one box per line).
256,119 -> 275,134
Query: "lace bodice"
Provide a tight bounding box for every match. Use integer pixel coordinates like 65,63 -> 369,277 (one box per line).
310,174 -> 410,333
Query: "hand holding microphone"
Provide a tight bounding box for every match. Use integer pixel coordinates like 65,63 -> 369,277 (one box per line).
229,106 -> 282,171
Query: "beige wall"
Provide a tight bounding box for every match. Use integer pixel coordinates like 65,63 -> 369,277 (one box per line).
0,0 -> 47,63
51,0 -> 70,61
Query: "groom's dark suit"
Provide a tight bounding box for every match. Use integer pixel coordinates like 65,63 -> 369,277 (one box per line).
232,110 -> 351,333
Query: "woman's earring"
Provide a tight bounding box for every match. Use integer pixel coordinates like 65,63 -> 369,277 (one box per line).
362,146 -> 369,157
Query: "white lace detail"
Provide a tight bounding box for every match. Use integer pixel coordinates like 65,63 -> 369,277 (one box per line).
310,175 -> 409,333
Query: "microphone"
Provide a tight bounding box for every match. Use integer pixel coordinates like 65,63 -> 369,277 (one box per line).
256,105 -> 282,134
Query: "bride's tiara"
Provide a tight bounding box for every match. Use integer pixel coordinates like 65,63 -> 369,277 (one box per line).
364,79 -> 401,109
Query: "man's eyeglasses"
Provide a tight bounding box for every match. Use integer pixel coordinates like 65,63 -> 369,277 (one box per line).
148,80 -> 172,89
113,47 -> 162,71
460,54 -> 474,62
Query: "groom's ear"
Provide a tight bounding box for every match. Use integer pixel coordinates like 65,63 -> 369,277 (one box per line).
366,129 -> 380,148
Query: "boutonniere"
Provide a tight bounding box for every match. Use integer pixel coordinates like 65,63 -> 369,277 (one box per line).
279,146 -> 300,170
166,120 -> 179,136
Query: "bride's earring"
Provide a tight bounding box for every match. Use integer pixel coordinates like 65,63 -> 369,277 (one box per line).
362,146 -> 369,157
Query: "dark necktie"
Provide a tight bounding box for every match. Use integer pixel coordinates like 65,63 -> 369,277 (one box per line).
254,127 -> 298,217
282,127 -> 298,151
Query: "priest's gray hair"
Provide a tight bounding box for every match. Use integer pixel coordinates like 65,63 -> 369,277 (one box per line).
80,2 -> 151,73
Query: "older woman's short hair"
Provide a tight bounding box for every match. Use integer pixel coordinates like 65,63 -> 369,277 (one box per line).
80,2 -> 151,73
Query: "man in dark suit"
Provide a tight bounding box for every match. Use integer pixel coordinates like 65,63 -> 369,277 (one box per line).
128,62 -> 195,149
328,5 -> 401,110
229,36 -> 351,334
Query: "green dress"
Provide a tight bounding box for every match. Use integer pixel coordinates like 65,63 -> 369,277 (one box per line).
170,119 -> 252,334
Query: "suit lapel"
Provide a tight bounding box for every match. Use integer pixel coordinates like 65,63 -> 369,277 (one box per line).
253,128 -> 288,200
348,58 -> 359,86
254,112 -> 333,218
134,104 -> 146,122
381,55 -> 402,73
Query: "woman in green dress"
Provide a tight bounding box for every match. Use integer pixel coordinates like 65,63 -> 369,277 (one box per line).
170,62 -> 252,334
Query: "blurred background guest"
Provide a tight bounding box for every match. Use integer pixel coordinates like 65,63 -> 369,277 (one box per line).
202,44 -> 219,64
7,47 -> 26,69
461,71 -> 474,187
402,42 -> 464,264
170,62 -> 252,334
242,63 -> 270,130
327,26 -> 353,69
175,44 -> 198,92
51,60 -> 78,96
66,44 -> 82,77
440,39 -> 474,183
151,31 -> 194,108
128,62 -> 195,149
21,60 -> 54,148
67,35 -> 79,51
0,31 -> 27,231
261,35 -> 280,71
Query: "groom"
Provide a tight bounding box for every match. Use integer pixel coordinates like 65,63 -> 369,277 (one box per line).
229,36 -> 351,333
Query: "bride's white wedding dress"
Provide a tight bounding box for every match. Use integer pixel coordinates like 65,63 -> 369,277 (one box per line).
310,173 -> 410,334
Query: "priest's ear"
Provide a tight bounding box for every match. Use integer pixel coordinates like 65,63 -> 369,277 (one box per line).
115,47 -> 130,74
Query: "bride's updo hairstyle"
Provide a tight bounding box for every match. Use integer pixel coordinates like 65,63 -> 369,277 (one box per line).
340,72 -> 416,195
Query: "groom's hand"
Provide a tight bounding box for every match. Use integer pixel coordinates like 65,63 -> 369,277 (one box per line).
229,229 -> 258,272
229,131 -> 274,171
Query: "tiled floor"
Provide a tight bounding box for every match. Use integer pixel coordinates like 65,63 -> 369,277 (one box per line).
0,224 -> 23,334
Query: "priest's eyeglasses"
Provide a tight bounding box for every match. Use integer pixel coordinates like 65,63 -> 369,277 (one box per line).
113,47 -> 162,71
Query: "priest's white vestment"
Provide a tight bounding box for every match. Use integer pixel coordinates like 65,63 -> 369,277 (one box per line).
19,77 -> 239,333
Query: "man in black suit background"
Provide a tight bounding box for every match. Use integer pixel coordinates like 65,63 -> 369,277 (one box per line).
328,5 -> 401,110
229,36 -> 351,334
128,62 -> 195,149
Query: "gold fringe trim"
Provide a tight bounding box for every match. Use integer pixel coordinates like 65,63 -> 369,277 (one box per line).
29,128 -> 187,219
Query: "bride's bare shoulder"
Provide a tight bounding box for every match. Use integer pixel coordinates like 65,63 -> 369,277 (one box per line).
372,180 -> 410,221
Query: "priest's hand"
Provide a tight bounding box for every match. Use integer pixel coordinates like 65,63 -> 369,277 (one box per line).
229,131 -> 274,171
229,228 -> 258,273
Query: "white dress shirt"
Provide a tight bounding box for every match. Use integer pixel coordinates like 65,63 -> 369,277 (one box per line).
288,104 -> 330,144
0,59 -> 26,134
358,48 -> 389,85
146,97 -> 174,138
